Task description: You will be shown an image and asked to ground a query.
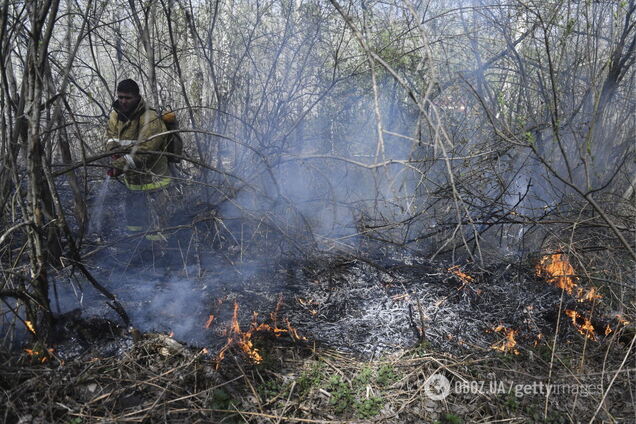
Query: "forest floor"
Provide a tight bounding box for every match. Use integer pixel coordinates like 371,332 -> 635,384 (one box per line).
2,183 -> 634,422
1,323 -> 634,423
2,247 -> 634,423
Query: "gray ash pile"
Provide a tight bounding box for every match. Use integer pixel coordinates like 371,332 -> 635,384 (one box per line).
48,248 -> 627,364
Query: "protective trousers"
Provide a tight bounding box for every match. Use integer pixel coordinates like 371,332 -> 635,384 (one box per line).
124,187 -> 171,242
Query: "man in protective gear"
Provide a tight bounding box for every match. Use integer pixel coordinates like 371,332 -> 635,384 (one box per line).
105,79 -> 172,248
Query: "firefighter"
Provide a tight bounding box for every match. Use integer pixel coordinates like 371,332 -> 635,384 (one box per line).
105,79 -> 171,247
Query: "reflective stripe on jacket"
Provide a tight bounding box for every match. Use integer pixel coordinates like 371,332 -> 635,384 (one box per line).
105,97 -> 171,190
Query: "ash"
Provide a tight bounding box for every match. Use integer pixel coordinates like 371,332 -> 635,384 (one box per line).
51,245 -> 605,360
278,255 -> 585,358
51,184 -> 609,360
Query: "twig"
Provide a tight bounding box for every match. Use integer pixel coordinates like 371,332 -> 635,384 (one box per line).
588,333 -> 636,423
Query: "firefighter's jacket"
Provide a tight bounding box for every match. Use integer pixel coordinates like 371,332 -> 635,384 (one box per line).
105,97 -> 171,191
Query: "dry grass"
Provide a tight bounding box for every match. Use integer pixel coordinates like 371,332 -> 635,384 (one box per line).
1,319 -> 633,424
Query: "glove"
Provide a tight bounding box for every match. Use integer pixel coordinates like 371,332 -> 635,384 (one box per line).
107,168 -> 123,177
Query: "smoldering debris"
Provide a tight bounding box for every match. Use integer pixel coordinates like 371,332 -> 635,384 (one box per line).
276,254 -> 623,358
48,246 -> 626,363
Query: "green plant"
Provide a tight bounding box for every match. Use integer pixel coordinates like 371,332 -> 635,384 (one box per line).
354,396 -> 384,418
258,378 -> 284,399
503,393 -> 519,411
353,366 -> 374,386
327,374 -> 354,414
296,361 -> 324,397
210,388 -> 233,410
209,389 -> 241,423
438,413 -> 463,424
375,364 -> 398,387
410,341 -> 431,357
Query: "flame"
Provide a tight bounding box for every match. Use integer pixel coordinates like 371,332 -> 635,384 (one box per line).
449,265 -> 474,287
229,302 -> 264,363
24,347 -> 54,363
285,317 -> 307,341
168,331 -> 174,338
297,297 -> 320,315
605,324 -> 612,336
536,253 -> 577,294
213,299 -> 307,368
536,253 -> 602,303
576,287 -> 602,303
25,320 -> 36,334
204,314 -> 215,329
534,333 -> 543,346
565,310 -> 596,340
490,325 -> 520,355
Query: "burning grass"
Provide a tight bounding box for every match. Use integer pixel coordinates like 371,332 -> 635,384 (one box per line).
214,300 -> 306,366
2,210 -> 634,422
1,322 -> 633,423
535,252 -> 578,294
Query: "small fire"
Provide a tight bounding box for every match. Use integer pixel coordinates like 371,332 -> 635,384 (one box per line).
204,314 -> 215,329
535,253 -> 577,294
490,325 -> 520,355
24,320 -> 36,334
576,287 -> 602,303
224,302 -> 264,363
449,265 -> 474,287
297,297 -> 320,315
168,331 -> 174,338
565,310 -> 596,341
24,347 -> 54,363
534,333 -> 543,347
536,253 -> 603,303
214,300 -> 306,367
285,317 -> 307,341
605,324 -> 612,336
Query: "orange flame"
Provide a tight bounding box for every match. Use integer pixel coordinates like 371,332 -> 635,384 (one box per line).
449,265 -> 474,288
285,317 -> 307,341
490,325 -> 520,355
576,287 -> 602,303
604,324 -> 612,336
24,347 -> 54,363
536,253 -> 577,294
204,314 -> 215,329
565,310 -> 596,341
534,333 -> 543,347
297,297 -> 320,315
213,300 -> 307,368
218,303 -> 268,365
25,320 -> 36,334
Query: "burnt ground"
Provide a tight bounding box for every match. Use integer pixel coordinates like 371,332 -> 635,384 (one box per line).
47,242 -> 626,364
2,181 -> 634,423
38,176 -> 628,362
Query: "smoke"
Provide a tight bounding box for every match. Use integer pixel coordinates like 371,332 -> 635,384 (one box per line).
35,0 -> 634,352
